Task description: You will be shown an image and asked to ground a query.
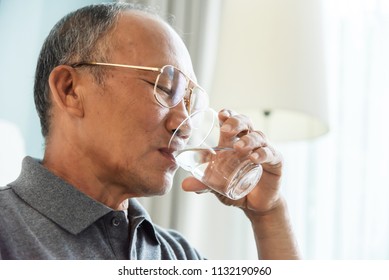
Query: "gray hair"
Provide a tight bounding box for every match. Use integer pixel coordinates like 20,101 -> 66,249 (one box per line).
34,2 -> 157,138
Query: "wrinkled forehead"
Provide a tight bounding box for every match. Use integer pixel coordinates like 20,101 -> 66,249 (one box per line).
108,10 -> 196,81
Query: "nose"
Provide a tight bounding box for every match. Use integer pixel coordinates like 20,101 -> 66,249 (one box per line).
166,99 -> 191,137
166,100 -> 193,150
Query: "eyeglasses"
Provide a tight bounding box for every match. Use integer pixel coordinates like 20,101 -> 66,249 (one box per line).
71,62 -> 209,114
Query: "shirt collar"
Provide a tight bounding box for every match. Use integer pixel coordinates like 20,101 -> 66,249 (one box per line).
127,198 -> 161,246
10,157 -> 157,240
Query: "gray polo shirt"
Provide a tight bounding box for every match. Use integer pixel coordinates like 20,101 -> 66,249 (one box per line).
0,156 -> 204,260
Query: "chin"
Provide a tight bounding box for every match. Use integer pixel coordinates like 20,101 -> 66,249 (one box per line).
157,178 -> 174,195
142,175 -> 174,197
142,184 -> 172,197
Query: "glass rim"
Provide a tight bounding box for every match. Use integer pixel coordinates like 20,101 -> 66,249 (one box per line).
168,108 -> 218,150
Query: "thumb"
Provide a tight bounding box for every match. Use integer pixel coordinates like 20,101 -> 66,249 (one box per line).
181,177 -> 210,193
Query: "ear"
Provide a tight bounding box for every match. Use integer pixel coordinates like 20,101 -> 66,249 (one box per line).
48,65 -> 84,118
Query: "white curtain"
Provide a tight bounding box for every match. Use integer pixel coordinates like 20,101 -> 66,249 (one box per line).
280,0 -> 389,259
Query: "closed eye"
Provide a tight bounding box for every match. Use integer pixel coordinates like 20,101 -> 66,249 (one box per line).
142,80 -> 172,96
142,79 -> 156,88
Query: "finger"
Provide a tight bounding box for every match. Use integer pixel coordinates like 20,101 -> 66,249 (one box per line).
233,130 -> 268,152
181,177 -> 210,193
219,113 -> 254,138
218,109 -> 236,122
250,145 -> 282,166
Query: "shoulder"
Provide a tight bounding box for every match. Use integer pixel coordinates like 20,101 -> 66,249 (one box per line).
0,184 -> 22,200
0,185 -> 11,191
0,184 -> 33,224
0,185 -> 26,218
0,185 -> 17,202
0,185 -> 27,241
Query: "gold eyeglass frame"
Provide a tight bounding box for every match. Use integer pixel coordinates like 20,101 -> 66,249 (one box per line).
71,62 -> 207,114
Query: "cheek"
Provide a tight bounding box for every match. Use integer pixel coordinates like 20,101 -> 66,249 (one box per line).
87,80 -> 169,140
135,112 -> 166,138
118,94 -> 168,132
114,103 -> 168,143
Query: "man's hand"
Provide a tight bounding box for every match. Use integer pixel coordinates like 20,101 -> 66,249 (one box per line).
181,109 -> 282,214
181,109 -> 300,259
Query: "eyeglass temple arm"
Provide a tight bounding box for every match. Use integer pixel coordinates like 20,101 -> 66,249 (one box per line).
71,62 -> 162,73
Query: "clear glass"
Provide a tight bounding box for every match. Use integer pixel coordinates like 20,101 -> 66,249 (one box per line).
168,108 -> 262,200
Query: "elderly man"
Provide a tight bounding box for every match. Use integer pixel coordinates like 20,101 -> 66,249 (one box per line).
0,3 -> 299,259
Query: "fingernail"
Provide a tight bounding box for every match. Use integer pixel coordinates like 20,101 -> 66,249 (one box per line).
251,153 -> 259,160
195,189 -> 211,194
235,140 -> 245,148
220,110 -> 230,117
220,124 -> 232,132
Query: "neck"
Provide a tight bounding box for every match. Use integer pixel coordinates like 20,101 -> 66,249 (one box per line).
43,137 -> 130,211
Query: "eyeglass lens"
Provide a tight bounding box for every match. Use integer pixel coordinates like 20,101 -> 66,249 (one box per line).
155,66 -> 208,113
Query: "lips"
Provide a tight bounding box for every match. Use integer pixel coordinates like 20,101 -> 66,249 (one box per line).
158,137 -> 187,168
159,147 -> 177,164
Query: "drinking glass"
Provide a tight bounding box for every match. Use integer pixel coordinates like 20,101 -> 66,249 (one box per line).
168,108 -> 262,200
